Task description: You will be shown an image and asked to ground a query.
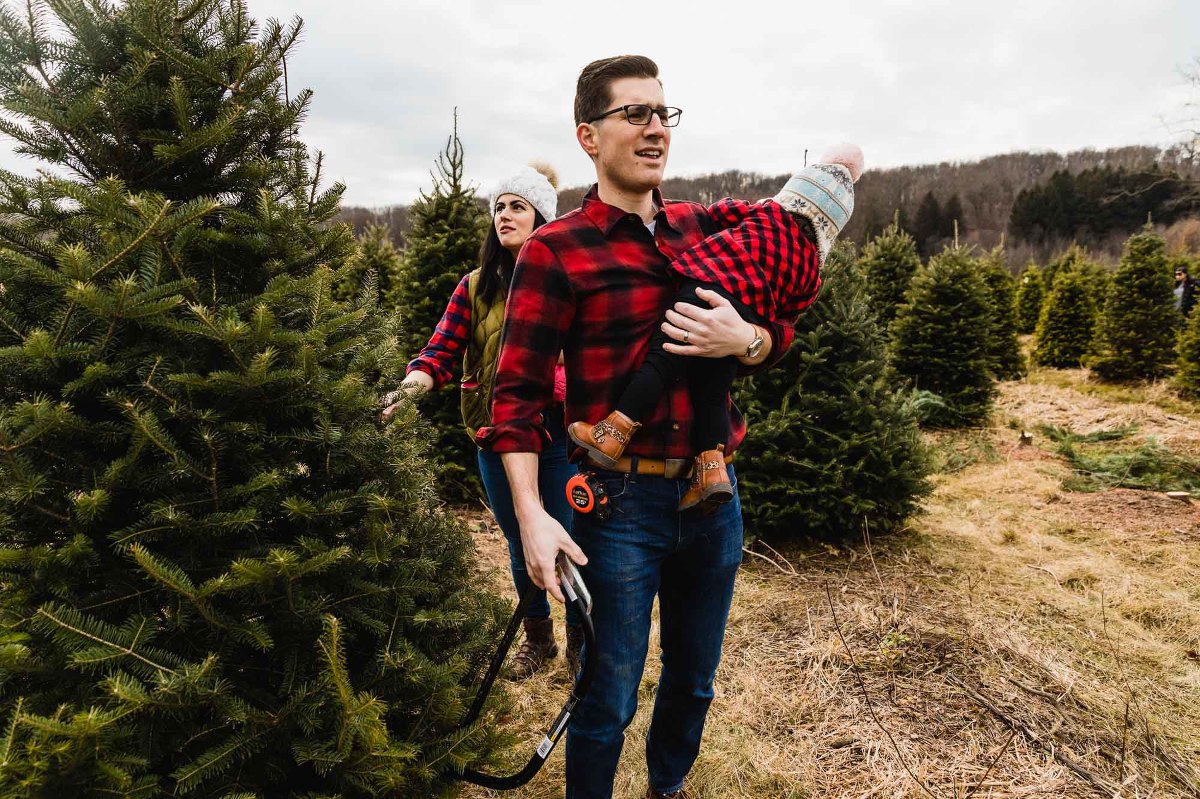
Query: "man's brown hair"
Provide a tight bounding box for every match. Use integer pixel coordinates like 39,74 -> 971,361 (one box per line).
574,55 -> 661,125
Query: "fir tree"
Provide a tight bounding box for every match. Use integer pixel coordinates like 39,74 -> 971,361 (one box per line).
1091,229 -> 1179,381
395,117 -> 487,505
858,218 -> 921,330
890,244 -> 996,427
1175,305 -> 1200,399
734,244 -> 930,543
977,247 -> 1025,380
1015,264 -> 1045,334
0,2 -> 504,796
1032,269 -> 1097,367
333,223 -> 407,305
912,190 -> 942,257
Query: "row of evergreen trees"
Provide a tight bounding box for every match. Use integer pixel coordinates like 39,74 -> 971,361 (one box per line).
1015,234 -> 1200,394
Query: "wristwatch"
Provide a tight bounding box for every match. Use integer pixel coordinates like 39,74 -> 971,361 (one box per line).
744,325 -> 765,359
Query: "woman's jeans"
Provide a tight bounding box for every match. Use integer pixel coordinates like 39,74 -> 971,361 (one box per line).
564,466 -> 743,798
476,406 -> 580,626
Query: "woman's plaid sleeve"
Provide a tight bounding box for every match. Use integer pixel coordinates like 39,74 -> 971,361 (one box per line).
406,273 -> 472,390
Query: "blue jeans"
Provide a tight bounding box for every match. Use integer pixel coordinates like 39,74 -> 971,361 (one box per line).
476,406 -> 581,626
564,466 -> 743,798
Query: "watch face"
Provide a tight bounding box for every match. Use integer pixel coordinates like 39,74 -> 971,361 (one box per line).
747,336 -> 764,358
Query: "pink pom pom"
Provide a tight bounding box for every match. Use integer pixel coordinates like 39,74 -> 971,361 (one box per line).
818,142 -> 864,183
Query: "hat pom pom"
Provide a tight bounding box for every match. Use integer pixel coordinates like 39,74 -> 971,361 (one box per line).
818,143 -> 864,183
528,159 -> 559,190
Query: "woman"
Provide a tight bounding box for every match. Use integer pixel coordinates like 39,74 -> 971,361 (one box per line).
381,163 -> 581,680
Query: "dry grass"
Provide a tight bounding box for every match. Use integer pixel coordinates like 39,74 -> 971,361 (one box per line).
458,377 -> 1200,799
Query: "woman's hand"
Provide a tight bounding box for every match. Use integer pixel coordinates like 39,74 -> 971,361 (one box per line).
660,287 -> 763,359
380,373 -> 433,422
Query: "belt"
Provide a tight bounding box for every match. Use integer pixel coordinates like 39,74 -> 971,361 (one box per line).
587,452 -> 735,480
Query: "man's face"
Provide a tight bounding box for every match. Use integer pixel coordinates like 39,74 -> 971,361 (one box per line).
580,76 -> 671,195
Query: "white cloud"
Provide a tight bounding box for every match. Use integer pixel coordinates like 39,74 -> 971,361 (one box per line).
1,0 -> 1196,206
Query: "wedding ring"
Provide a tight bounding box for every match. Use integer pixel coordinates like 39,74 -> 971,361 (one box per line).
683,330 -> 690,343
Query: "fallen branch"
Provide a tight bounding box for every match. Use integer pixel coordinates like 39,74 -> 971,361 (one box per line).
948,674 -> 1117,797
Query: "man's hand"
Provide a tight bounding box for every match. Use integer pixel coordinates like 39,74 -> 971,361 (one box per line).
380,374 -> 432,422
518,506 -> 588,604
661,287 -> 762,359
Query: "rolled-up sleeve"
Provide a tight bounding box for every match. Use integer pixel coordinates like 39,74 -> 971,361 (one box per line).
475,237 -> 574,453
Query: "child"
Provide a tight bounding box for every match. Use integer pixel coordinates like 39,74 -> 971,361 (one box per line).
568,144 -> 864,511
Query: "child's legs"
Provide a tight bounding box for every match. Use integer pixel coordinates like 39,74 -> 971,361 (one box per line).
614,282 -> 701,423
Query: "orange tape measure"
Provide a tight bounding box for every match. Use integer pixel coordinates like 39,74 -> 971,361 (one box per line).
566,472 -> 612,521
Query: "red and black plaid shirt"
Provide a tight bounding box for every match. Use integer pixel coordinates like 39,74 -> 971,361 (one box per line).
477,186 -> 814,458
670,199 -> 821,321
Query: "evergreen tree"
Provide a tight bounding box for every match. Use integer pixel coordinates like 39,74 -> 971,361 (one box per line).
395,119 -> 487,505
859,218 -> 921,329
1032,269 -> 1097,367
1175,304 -> 1200,399
1015,264 -> 1045,334
977,247 -> 1025,379
333,223 -> 407,305
734,244 -> 930,544
890,245 -> 996,427
1091,229 -> 1179,381
1044,244 -> 1109,311
942,193 -> 965,239
912,190 -> 942,257
0,2 -> 504,795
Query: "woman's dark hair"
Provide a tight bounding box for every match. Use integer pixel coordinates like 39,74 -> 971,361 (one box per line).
477,208 -> 548,304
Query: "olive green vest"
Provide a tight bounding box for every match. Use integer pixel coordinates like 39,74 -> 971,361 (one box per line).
460,268 -> 507,440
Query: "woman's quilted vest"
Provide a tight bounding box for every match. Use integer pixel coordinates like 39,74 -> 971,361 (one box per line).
460,268 -> 507,440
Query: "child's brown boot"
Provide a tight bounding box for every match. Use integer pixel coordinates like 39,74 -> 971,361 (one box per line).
678,444 -> 733,512
568,410 -> 640,468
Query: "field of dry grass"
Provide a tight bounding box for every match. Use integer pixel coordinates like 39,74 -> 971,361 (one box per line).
460,368 -> 1200,799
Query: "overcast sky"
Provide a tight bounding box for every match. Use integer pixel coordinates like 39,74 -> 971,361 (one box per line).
5,0 -> 1198,207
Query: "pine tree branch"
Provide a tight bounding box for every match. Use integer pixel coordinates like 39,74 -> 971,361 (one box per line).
35,606 -> 178,675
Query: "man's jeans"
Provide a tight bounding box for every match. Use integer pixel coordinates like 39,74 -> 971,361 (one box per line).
565,466 -> 742,798
476,406 -> 581,626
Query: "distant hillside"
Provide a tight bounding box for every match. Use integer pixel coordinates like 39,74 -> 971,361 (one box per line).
339,144 -> 1199,265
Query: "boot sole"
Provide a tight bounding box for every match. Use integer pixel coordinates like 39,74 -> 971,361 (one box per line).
567,424 -> 620,469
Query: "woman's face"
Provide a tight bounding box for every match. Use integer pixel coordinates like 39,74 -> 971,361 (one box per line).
494,193 -> 537,255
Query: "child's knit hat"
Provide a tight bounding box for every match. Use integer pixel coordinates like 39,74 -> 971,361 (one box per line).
488,161 -> 559,222
773,143 -> 864,264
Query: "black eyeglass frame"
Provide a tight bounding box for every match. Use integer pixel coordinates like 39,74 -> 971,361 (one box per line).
586,104 -> 683,127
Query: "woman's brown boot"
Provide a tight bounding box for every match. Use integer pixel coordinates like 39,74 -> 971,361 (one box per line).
678,444 -> 733,512
507,617 -> 557,681
567,410 -> 640,468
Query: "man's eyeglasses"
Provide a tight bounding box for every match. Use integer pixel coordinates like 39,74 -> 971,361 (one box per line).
587,104 -> 682,127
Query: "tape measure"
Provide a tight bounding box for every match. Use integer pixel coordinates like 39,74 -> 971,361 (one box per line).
566,472 -> 612,521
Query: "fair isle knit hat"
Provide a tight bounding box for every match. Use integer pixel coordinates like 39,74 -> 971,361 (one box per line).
773,143 -> 864,265
488,161 -> 559,222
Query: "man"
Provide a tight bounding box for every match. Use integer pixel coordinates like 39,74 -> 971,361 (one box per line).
477,55 -> 813,799
1175,264 -> 1195,317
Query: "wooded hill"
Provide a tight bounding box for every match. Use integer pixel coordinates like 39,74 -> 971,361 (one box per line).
339,144 -> 1200,266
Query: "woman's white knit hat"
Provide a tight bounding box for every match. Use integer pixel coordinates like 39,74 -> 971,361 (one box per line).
488,162 -> 559,222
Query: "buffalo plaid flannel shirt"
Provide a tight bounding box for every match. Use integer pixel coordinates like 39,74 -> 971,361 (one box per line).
477,187 -> 814,457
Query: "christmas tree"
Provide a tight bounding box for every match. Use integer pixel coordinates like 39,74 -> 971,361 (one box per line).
394,118 -> 487,505
0,2 -> 504,795
1090,228 -> 1179,381
889,244 -> 996,427
858,218 -> 921,330
1015,264 -> 1045,334
977,246 -> 1025,380
1032,269 -> 1097,367
734,244 -> 930,544
1175,305 -> 1200,399
333,223 -> 408,306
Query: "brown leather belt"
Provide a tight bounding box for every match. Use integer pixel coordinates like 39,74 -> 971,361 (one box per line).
587,452 -> 735,480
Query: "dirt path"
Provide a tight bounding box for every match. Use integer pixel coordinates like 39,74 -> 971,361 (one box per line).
459,376 -> 1200,799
